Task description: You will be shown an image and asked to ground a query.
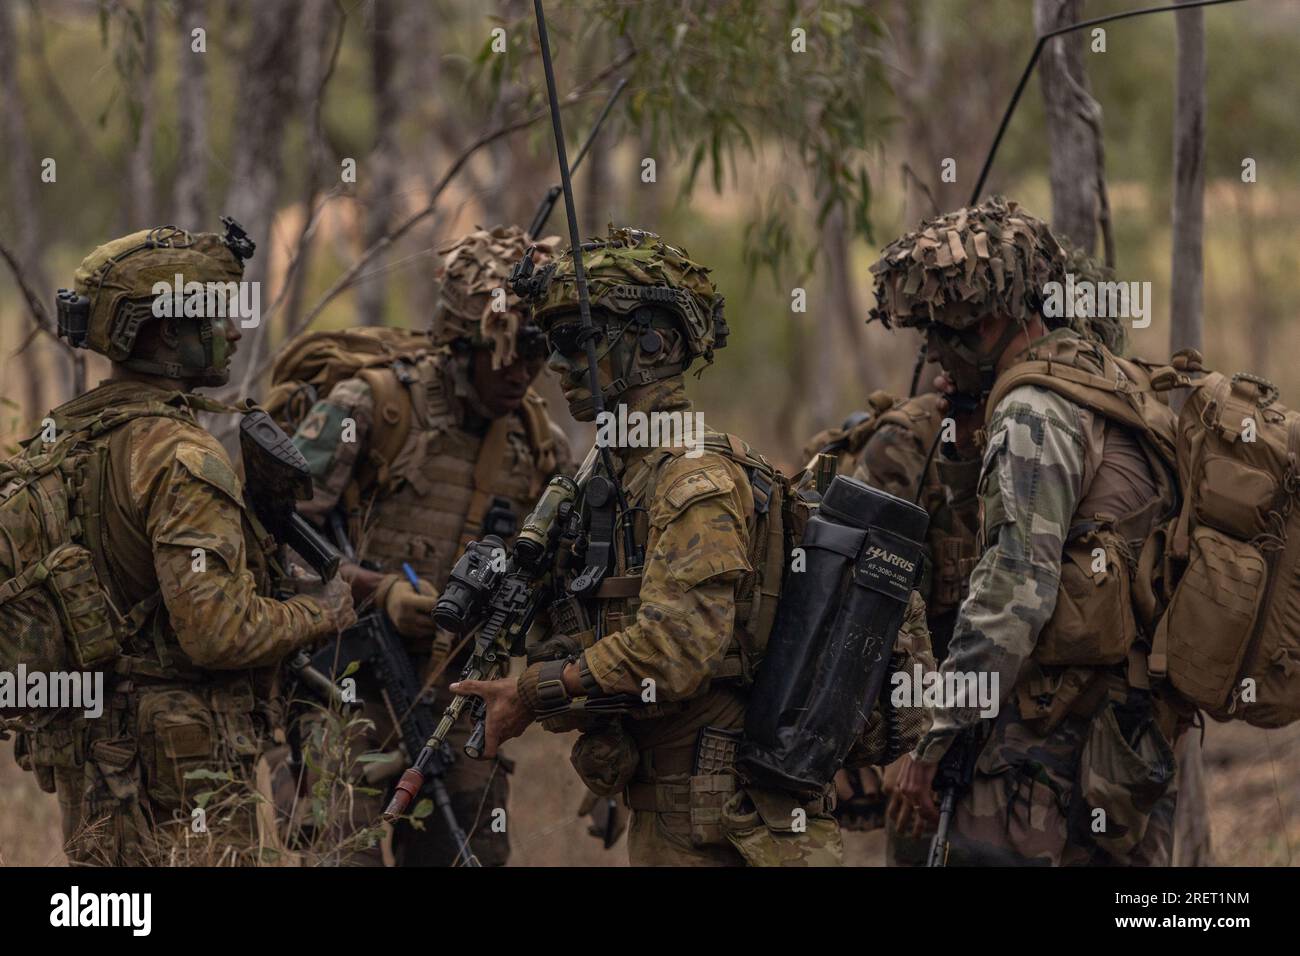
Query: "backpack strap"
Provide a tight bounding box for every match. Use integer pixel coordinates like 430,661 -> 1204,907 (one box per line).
354,363 -> 417,496
519,391 -> 558,481
457,416 -> 512,553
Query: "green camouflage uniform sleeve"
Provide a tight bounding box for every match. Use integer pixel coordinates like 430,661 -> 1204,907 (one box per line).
291,376 -> 375,521
915,385 -> 1088,763
853,422 -> 928,500
583,453 -> 753,701
135,420 -> 335,669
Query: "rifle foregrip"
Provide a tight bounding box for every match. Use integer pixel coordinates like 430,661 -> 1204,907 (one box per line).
383,768 -> 425,822
464,720 -> 486,760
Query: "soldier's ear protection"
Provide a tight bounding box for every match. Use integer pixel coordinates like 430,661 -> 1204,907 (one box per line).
56,289 -> 91,348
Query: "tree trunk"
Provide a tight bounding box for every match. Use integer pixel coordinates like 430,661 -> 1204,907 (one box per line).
279,0 -> 338,337
1170,0 -> 1206,354
222,0 -> 300,290
215,0 -> 301,444
1035,0 -> 1101,254
130,0 -> 158,227
173,0 -> 209,227
0,2 -> 59,417
356,0 -> 401,327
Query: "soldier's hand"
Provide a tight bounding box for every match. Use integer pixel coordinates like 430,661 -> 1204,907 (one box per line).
449,676 -> 531,757
577,790 -> 629,848
896,752 -> 941,826
314,574 -> 358,635
380,574 -> 439,639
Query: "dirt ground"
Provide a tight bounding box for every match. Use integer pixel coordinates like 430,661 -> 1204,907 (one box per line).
2,718 -> 1295,867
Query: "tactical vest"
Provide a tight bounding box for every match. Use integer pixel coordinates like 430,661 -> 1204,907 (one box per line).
983,332 -> 1179,680
355,353 -> 559,592
866,393 -> 981,619
547,432 -> 793,717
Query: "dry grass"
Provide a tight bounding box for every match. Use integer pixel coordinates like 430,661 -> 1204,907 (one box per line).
4,717 -> 1296,867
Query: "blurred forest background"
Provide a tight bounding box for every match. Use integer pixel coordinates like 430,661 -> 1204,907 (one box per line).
2,0 -> 1298,866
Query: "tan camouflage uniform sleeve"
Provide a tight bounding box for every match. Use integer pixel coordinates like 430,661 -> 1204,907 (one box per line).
914,385 -> 1089,763
136,420 -> 336,670
583,454 -> 752,701
291,377 -> 375,521
854,422 -> 928,501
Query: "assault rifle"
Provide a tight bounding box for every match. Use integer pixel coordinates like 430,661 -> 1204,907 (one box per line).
292,610 -> 481,866
926,724 -> 984,867
383,476 -> 578,821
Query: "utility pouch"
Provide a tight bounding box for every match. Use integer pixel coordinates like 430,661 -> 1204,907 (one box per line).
137,688 -> 216,808
720,787 -> 843,867
1035,527 -> 1135,667
570,722 -> 639,797
688,727 -> 742,846
1075,699 -> 1176,862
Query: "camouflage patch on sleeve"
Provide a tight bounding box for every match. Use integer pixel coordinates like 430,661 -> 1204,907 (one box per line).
292,376 -> 373,518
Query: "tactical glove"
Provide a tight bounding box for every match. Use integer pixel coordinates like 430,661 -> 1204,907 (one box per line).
374,573 -> 439,639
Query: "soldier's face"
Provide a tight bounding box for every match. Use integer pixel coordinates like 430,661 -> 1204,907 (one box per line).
545,321 -> 620,422
472,346 -> 544,417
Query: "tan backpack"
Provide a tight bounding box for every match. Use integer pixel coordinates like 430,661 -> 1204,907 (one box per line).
266,326 -> 560,547
264,327 -> 432,494
989,336 -> 1300,728
0,404 -> 186,717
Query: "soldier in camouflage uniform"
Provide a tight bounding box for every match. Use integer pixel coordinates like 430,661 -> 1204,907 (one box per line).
8,224 -> 355,866
454,227 -> 932,866
290,225 -> 573,866
877,198 -> 1192,866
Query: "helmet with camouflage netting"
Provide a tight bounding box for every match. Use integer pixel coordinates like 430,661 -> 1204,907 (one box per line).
57,218 -> 254,385
868,196 -> 1068,333
510,225 -> 729,374
431,224 -> 560,368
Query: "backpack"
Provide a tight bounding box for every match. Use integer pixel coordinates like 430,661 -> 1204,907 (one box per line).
266,327 -> 560,515
264,327 -> 432,495
988,336 -> 1300,728
0,404 -> 186,718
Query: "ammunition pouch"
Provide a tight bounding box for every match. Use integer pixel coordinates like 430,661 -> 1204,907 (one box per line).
570,721 -> 639,797
1034,524 -> 1138,668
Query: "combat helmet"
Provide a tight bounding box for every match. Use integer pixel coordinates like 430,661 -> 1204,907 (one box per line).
431,224 -> 559,368
868,196 -> 1068,400
510,226 -> 729,409
57,217 -> 254,385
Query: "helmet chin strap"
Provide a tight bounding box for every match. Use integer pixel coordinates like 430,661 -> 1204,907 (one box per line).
566,324 -> 686,417
938,318 -> 1028,409
122,318 -> 223,383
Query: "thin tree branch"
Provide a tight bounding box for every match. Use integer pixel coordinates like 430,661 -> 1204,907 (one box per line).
0,237 -> 60,348
238,50 -> 634,390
